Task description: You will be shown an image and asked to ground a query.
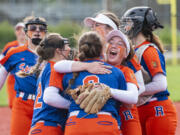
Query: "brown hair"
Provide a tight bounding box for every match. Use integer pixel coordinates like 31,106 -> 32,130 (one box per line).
66,31 -> 103,91
142,28 -> 164,53
78,31 -> 103,61
23,16 -> 46,24
124,41 -> 135,62
16,33 -> 65,77
95,11 -> 120,29
102,12 -> 120,28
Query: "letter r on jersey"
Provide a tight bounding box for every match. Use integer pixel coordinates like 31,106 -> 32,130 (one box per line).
154,106 -> 164,117
123,110 -> 133,120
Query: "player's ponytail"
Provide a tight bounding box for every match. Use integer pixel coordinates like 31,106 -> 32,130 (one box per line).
142,27 -> 164,53
17,33 -> 66,78
66,31 -> 103,91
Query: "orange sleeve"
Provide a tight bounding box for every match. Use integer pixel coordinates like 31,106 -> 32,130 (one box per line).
0,45 -> 27,65
142,47 -> 163,77
116,65 -> 138,88
122,67 -> 138,88
2,41 -> 18,53
130,54 -> 141,71
49,63 -> 64,91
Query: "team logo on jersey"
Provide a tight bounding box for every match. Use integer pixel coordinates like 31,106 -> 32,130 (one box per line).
19,63 -> 31,73
130,72 -> 136,80
152,61 -> 158,68
83,75 -> 99,84
123,110 -> 133,120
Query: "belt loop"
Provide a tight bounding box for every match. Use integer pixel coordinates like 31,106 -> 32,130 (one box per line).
22,93 -> 28,101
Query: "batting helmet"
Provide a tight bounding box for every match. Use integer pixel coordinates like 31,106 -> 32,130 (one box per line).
120,6 -> 163,39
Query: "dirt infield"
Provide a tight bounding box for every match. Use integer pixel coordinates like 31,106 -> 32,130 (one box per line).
0,102 -> 179,135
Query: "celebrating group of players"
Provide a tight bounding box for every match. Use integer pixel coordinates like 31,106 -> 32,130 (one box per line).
0,6 -> 177,135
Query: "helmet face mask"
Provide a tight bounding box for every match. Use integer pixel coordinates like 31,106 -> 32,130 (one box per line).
120,16 -> 143,39
120,6 -> 163,39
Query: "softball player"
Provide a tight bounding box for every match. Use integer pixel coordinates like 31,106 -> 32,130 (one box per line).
55,12 -> 144,134
62,31 -> 127,135
25,33 -> 71,135
0,16 -> 47,135
106,30 -> 142,135
0,22 -> 26,109
121,6 -> 177,135
83,11 -> 119,59
84,11 -> 145,94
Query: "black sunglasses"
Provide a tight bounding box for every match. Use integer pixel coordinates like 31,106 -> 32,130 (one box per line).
29,25 -> 46,32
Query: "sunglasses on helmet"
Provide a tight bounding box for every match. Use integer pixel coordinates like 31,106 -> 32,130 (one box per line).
29,25 -> 46,32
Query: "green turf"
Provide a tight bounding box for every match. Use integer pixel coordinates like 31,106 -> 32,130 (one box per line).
0,64 -> 179,106
0,84 -> 8,106
166,64 -> 180,101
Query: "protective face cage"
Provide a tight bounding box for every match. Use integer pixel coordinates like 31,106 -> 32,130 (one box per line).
120,7 -> 163,39
120,16 -> 144,39
67,48 -> 78,60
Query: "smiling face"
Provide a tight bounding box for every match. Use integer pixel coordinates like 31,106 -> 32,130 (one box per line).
106,36 -> 127,65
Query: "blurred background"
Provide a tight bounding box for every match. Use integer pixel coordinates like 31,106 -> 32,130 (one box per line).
0,0 -> 180,53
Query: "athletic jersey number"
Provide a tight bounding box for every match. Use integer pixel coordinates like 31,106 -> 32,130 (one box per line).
83,75 -> 99,84
34,83 -> 43,109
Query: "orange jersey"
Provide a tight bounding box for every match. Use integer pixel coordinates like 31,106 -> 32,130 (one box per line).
116,65 -> 141,135
116,65 -> 138,87
127,54 -> 141,73
1,40 -> 20,109
135,41 -> 164,77
2,40 -> 19,56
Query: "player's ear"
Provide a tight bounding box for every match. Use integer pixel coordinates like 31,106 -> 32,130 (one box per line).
55,48 -> 62,54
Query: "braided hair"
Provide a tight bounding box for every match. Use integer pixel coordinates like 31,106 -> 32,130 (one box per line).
16,33 -> 66,78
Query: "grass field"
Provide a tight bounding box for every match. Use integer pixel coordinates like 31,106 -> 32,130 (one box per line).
0,64 -> 179,106
166,64 -> 180,101
0,84 -> 8,106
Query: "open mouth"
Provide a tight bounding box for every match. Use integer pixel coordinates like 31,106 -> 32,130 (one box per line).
109,50 -> 117,56
34,34 -> 40,38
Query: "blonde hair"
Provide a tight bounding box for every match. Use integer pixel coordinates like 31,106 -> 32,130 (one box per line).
95,11 -> 120,29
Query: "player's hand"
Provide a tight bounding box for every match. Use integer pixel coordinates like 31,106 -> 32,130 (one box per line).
86,62 -> 112,74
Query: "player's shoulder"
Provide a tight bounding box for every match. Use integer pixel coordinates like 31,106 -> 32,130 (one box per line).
6,44 -> 27,56
0,44 -> 28,65
5,40 -> 18,46
129,54 -> 141,71
111,65 -> 124,78
2,40 -> 19,53
143,45 -> 160,59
